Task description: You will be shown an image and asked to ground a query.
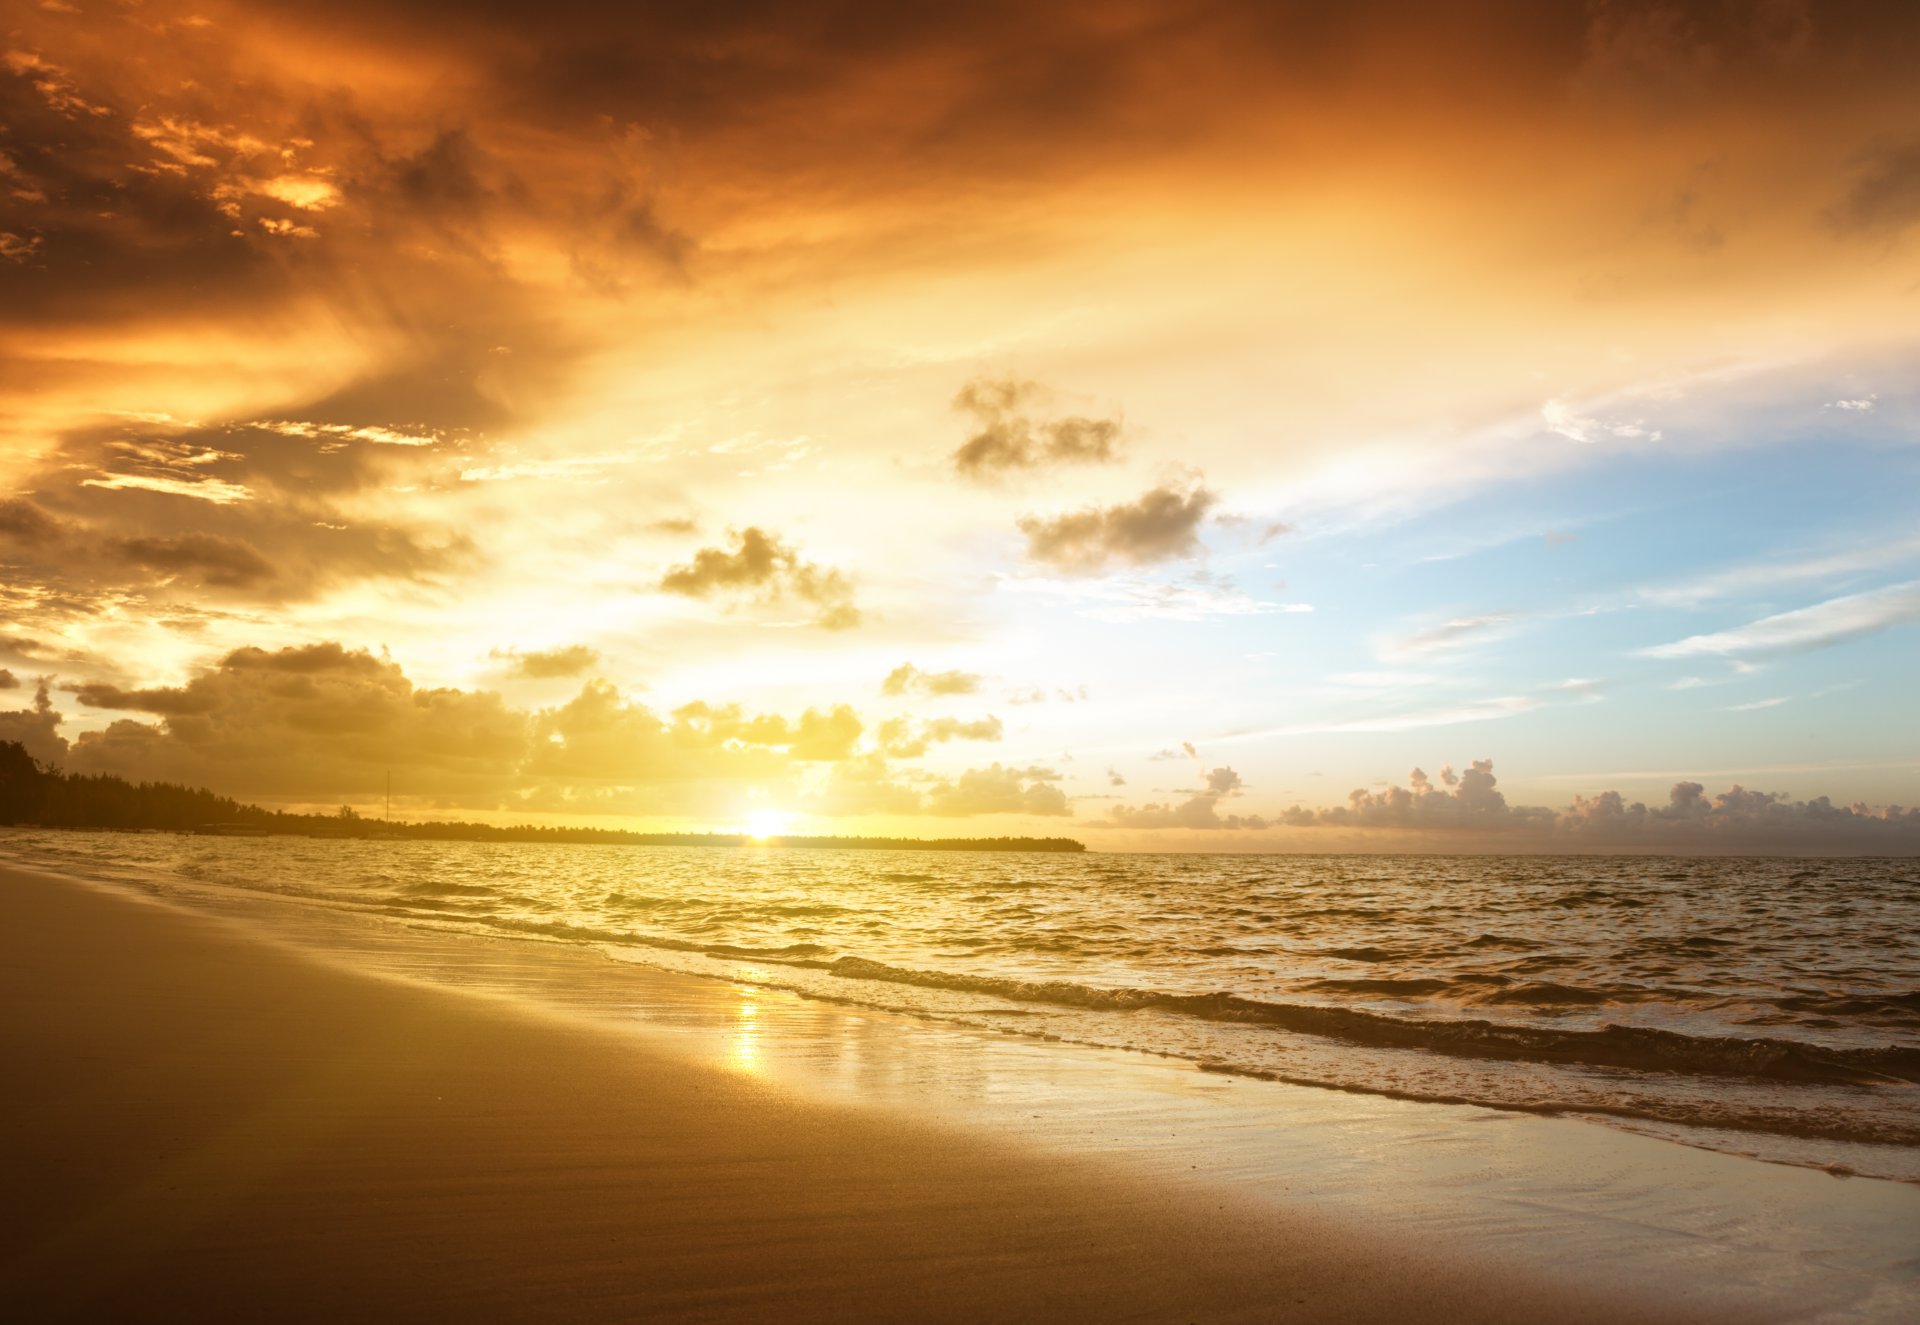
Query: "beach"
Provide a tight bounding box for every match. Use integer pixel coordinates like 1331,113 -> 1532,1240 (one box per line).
3,859 -> 1915,1322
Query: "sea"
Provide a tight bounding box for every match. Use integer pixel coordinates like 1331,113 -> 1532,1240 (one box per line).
5,829 -> 1916,1181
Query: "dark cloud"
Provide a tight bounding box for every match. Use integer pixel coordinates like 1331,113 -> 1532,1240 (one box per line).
48,643 -> 528,800
0,416 -> 476,626
658,526 -> 859,629
19,643 -> 909,816
18,641 -> 1067,814
951,377 -> 1122,479
1830,143 -> 1920,233
0,46 -> 290,329
1018,484 -> 1215,573
881,662 -> 982,696
220,642 -> 390,675
0,680 -> 65,766
571,179 -> 697,291
72,682 -> 216,715
0,498 -> 68,543
493,644 -> 601,679
0,669 -> 16,690
0,635 -> 52,661
109,533 -> 275,589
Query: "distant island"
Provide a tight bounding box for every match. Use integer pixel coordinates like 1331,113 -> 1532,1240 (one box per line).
0,742 -> 1086,853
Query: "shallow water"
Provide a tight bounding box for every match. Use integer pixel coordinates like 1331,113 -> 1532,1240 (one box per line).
5,830 -> 1916,1178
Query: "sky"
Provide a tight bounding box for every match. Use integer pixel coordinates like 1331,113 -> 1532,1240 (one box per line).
3,0 -> 1919,851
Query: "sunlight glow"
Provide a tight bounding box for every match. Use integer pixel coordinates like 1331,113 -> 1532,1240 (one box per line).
745,808 -> 793,840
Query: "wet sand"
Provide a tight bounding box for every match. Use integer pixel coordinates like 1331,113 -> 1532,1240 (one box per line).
0,863 -> 1851,1322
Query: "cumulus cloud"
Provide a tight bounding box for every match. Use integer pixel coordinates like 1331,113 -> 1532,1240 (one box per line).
0,680 -> 66,766
493,644 -> 600,679
950,378 -> 1121,479
924,763 -> 1070,817
1017,484 -> 1214,573
1110,763 -> 1268,830
667,699 -> 864,762
25,644 -> 863,814
8,642 -> 1078,823
807,754 -> 928,818
1641,581 -> 1920,659
881,663 -> 982,697
876,713 -> 1003,758
72,681 -> 215,715
658,526 -> 859,629
1281,759 -> 1549,830
1266,760 -> 1920,854
1556,781 -> 1920,852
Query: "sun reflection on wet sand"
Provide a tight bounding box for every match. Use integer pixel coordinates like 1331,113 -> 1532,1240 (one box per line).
732,986 -> 762,1073
43,857 -> 1920,1321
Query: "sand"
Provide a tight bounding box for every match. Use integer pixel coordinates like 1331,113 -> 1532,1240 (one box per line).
0,863 -> 1826,1321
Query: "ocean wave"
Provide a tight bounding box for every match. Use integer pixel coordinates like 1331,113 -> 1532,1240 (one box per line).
403,880 -> 498,897
824,956 -> 1920,1087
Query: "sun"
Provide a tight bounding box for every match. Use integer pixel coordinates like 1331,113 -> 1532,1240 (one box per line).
744,808 -> 793,840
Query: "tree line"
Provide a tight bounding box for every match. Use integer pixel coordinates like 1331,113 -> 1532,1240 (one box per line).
0,743 -> 1086,852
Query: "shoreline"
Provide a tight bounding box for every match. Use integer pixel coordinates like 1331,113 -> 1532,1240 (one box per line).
4,860 -> 1918,1320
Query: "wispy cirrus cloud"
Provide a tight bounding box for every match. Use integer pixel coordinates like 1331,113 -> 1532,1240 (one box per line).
1638,536 -> 1920,608
1721,696 -> 1789,713
1641,581 -> 1920,659
997,573 -> 1307,622
1379,611 -> 1518,661
1218,695 -> 1541,744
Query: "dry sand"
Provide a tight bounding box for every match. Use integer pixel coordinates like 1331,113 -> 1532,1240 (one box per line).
0,863 -> 1768,1322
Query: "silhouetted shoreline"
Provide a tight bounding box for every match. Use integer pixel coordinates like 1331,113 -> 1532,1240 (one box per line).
0,742 -> 1084,853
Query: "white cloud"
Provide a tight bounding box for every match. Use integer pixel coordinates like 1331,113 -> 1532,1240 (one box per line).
1541,398 -> 1662,446
255,419 -> 440,448
1721,696 -> 1788,712
1641,581 -> 1920,658
1305,696 -> 1541,734
1221,695 -> 1541,743
997,574 -> 1310,623
1638,536 -> 1920,608
1379,611 -> 1517,660
1273,763 -> 1920,852
79,473 -> 254,504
